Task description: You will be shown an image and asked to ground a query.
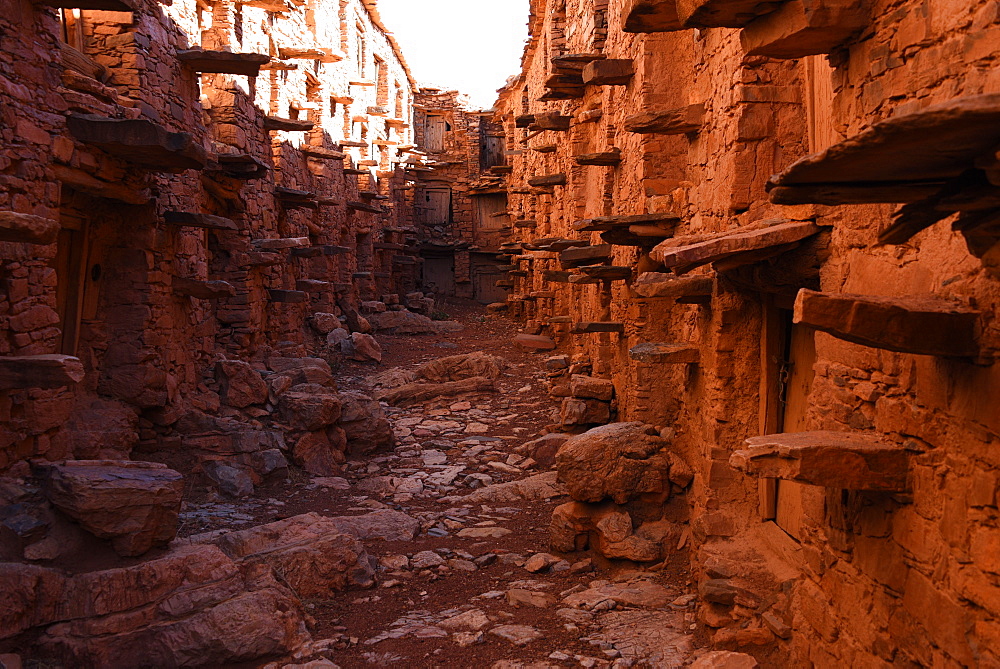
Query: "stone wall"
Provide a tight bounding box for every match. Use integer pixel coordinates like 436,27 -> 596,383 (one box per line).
0,0 -> 422,471
496,0 -> 1000,665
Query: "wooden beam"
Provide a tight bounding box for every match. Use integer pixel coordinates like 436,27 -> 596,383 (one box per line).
528,174 -> 567,187
0,355 -> 85,390
629,343 -> 700,363
275,186 -> 317,208
278,47 -> 344,62
0,212 -> 59,245
731,431 -> 910,492
66,114 -> 207,173
176,49 -> 270,76
163,211 -> 238,231
52,165 -> 150,205
793,289 -> 980,358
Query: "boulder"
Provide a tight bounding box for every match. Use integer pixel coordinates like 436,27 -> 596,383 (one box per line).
292,430 -> 346,477
371,351 -> 505,388
337,392 -> 394,455
550,500 -> 661,562
375,376 -> 496,407
39,461 -> 183,557
278,391 -> 342,431
202,460 -> 254,498
48,398 -> 138,461
524,433 -> 570,469
326,328 -> 351,349
440,472 -> 566,505
349,333 -> 382,363
570,375 -> 615,401
206,513 -> 375,594
556,422 -> 670,504
310,312 -> 341,335
560,398 -> 611,426
690,651 -> 760,669
215,360 -> 268,408
368,310 -> 440,334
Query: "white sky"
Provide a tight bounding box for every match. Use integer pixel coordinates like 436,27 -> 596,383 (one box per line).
376,0 -> 530,110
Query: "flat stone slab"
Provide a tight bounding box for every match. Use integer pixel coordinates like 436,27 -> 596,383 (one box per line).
651,220 -> 821,274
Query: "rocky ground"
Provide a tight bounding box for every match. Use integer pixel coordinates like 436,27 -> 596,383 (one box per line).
233,302 -> 714,669
1,302 -> 761,669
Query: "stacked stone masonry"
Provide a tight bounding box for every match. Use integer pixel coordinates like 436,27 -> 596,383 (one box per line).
495,0 -> 1000,666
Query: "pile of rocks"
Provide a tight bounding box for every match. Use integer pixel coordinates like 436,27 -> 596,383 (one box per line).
549,422 -> 693,563
543,355 -> 616,430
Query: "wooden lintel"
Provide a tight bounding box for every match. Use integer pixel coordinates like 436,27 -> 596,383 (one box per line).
0,355 -> 85,390
793,288 -> 981,358
163,211 -> 238,231
731,431 -> 910,491
629,343 -> 700,363
0,212 -> 59,245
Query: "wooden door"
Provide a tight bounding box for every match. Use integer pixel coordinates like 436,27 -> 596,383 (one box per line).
476,193 -> 509,231
52,202 -> 90,355
424,116 -> 447,152
420,188 -> 451,226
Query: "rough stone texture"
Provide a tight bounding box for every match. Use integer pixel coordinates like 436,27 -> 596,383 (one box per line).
278,392 -> 343,431
216,361 -> 268,408
337,392 -> 395,455
39,461 -> 183,556
556,423 -> 671,504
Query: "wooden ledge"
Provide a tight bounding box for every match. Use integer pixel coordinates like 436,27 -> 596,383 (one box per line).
176,50 -> 270,76
624,104 -> 704,135
633,273 -> 714,302
794,289 -> 981,358
0,355 -> 85,390
163,211 -> 238,231
348,201 -> 384,214
731,431 -> 910,491
172,277 -> 236,299
629,343 -> 700,363
571,322 -> 625,334
263,116 -> 314,132
66,114 -> 206,173
651,220 -> 821,274
622,0 -> 684,31
0,212 -> 59,245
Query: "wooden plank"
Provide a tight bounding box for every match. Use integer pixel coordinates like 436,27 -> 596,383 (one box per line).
0,212 -> 59,245
176,49 -> 269,76
163,211 -> 238,231
629,343 -> 700,363
532,113 -> 573,131
731,431 -> 910,491
624,104 -> 704,134
52,165 -> 150,205
793,288 -> 980,358
622,0 -> 684,31
0,355 -> 85,390
66,114 -> 207,173
651,220 -> 820,274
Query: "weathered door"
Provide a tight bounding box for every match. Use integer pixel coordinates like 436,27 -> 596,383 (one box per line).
422,255 -> 455,295
424,115 -> 447,152
475,193 -> 509,231
420,188 -> 451,227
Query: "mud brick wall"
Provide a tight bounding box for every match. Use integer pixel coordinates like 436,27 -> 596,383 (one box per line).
0,0 -> 421,470
496,0 -> 1000,665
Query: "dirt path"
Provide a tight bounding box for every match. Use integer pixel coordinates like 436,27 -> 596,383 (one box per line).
188,302 -> 704,668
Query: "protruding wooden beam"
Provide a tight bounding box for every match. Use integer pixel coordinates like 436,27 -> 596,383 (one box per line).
629,343 -> 700,363
0,212 -> 59,245
582,60 -> 634,86
176,49 -> 270,76
163,211 -> 238,231
274,186 -> 318,209
515,114 -> 536,128
172,277 -> 236,299
622,0 -> 684,31
571,322 -> 625,334
66,114 -> 207,173
793,289 -> 980,358
575,149 -> 623,166
263,116 -> 314,132
731,431 -> 910,492
624,104 -> 704,134
301,146 -> 346,160
348,201 -> 384,214
267,289 -> 309,304
633,273 -> 714,302
323,245 -> 351,255
0,355 -> 85,390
